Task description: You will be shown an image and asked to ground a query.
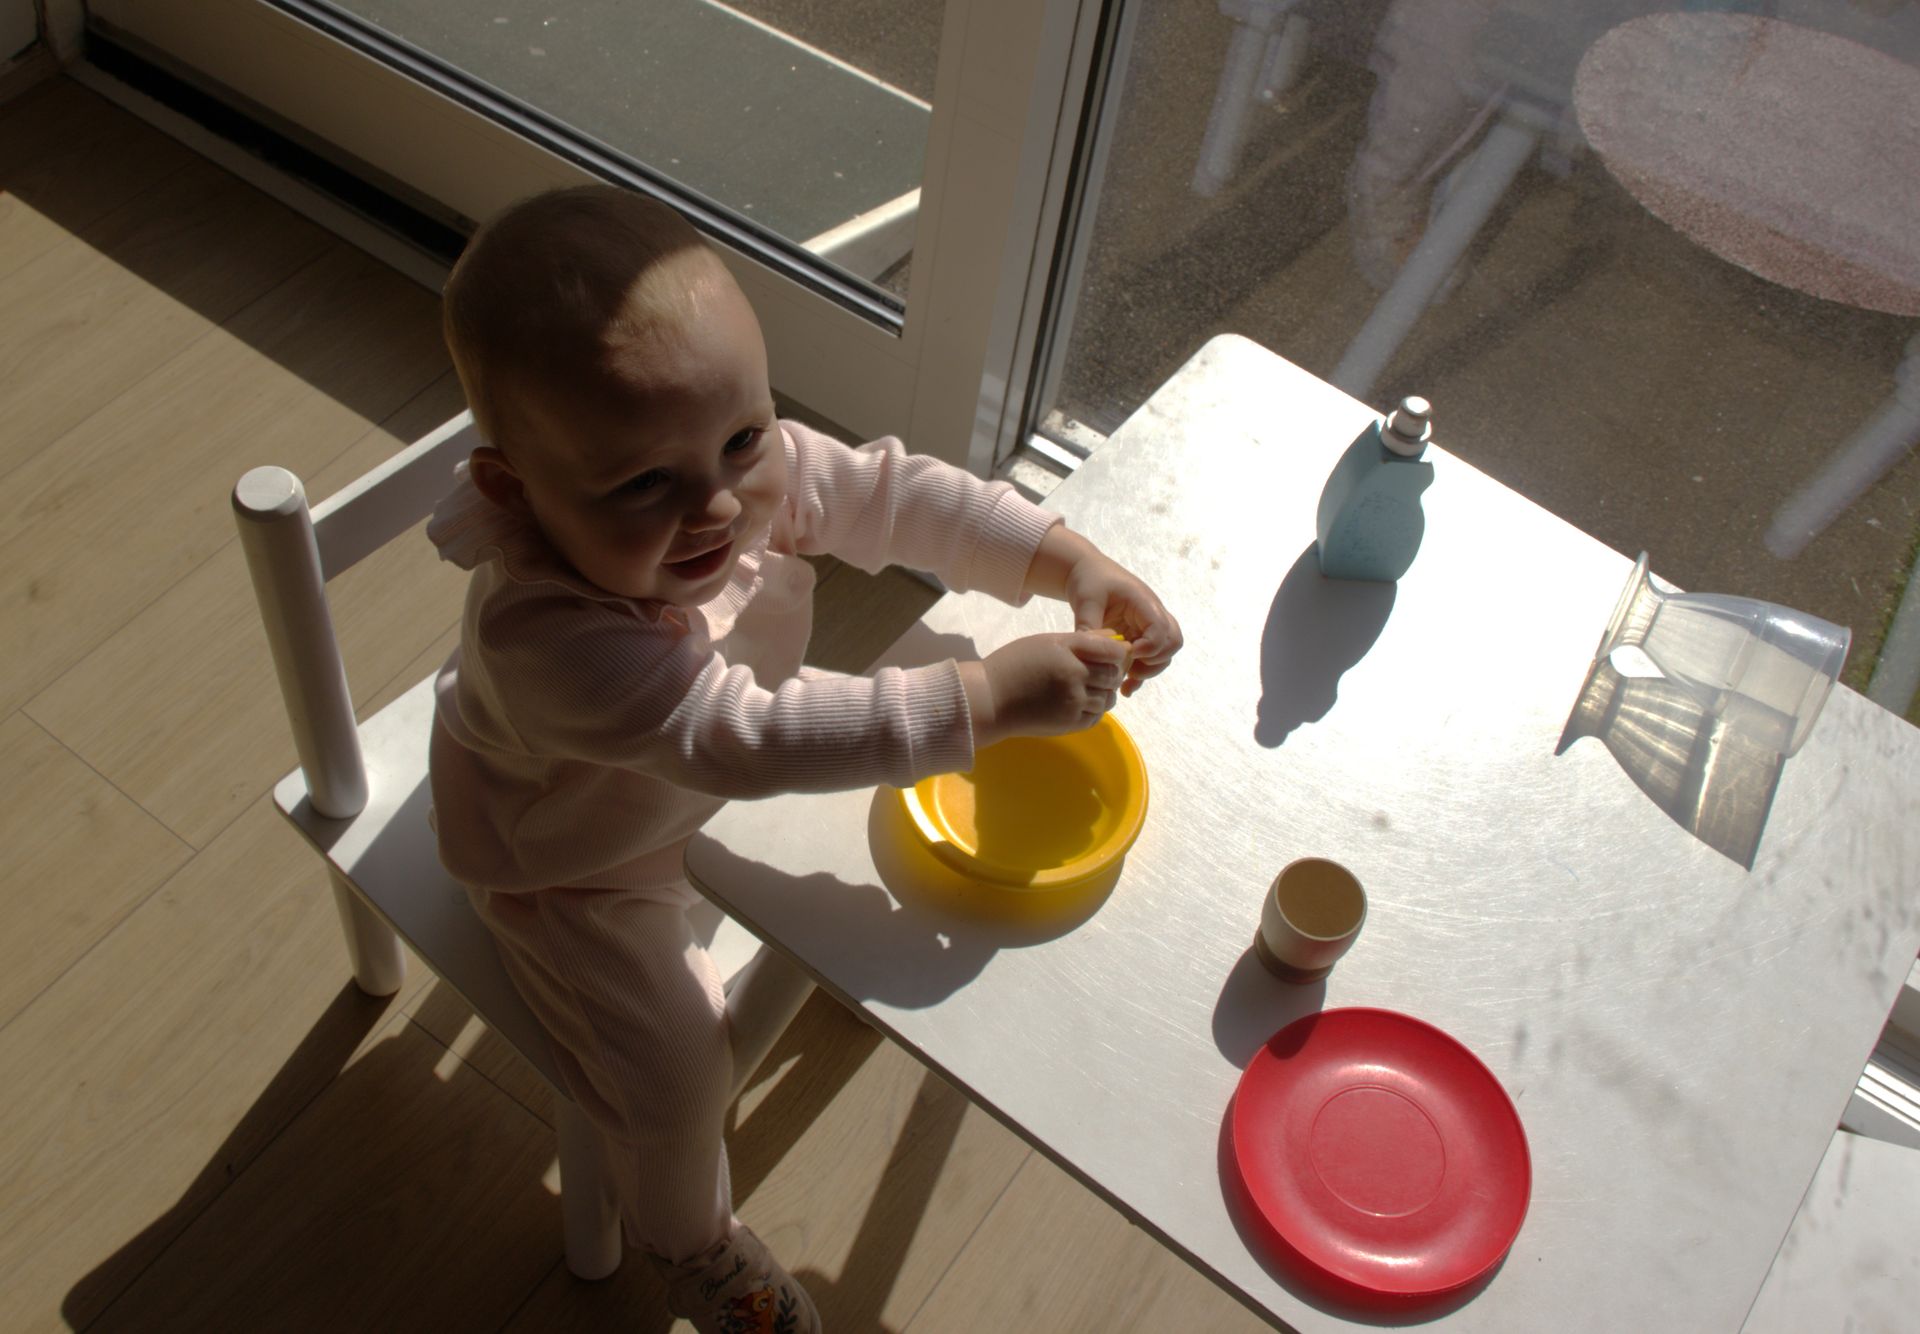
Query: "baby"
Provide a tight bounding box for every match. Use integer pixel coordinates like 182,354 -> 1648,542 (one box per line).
426,184 -> 1182,1332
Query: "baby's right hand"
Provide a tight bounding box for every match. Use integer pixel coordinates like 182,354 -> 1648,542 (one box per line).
959,631 -> 1130,749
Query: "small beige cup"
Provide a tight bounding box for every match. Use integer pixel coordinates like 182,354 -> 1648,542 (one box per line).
1254,858 -> 1367,983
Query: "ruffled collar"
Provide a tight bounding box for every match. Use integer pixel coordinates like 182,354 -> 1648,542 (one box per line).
426,460 -> 770,638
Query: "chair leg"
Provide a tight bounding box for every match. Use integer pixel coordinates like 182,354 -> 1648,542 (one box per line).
1765,332 -> 1920,560
1192,5 -> 1294,197
556,1097 -> 622,1280
328,868 -> 406,997
1330,114 -> 1540,401
1255,14 -> 1309,106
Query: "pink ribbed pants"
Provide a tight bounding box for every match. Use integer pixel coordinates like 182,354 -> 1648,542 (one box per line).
473,883 -> 737,1264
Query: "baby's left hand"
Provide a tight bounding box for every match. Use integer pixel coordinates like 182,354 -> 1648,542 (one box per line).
1026,524 -> 1184,695
1062,549 -> 1182,697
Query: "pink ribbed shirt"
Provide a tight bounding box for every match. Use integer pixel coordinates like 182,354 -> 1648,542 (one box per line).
426,421 -> 1060,900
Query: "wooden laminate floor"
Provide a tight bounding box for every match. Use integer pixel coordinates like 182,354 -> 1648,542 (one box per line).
0,76 -> 1268,1333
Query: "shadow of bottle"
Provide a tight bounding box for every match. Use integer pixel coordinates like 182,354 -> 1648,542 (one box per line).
1256,543 -> 1398,747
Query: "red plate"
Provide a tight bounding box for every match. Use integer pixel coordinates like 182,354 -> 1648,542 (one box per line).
1230,1008 -> 1530,1300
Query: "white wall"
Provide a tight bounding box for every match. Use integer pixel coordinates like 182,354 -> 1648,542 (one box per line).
2,0 -> 39,63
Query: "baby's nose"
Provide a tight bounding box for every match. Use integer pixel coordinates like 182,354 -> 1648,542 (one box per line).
688,486 -> 742,532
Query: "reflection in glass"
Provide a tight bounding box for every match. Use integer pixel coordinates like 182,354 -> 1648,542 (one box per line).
1599,554 -> 1850,757
1046,1 -> 1920,722
325,0 -> 938,299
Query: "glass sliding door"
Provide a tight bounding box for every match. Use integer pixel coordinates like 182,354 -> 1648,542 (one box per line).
87,0 -> 1096,471
1030,0 -> 1920,719
294,0 -> 936,306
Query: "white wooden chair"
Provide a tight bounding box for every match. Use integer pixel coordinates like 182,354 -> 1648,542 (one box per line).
231,413 -> 773,1279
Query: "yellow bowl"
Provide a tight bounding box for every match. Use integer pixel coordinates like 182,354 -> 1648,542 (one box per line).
898,713 -> 1149,891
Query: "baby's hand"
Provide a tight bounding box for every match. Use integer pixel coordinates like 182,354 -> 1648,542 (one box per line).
1061,550 -> 1183,697
1026,526 -> 1183,697
958,631 -> 1129,748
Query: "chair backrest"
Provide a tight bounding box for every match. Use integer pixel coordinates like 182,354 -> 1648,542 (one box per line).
232,413 -> 478,820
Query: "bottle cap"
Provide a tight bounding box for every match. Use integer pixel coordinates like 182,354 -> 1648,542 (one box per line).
1383,396 -> 1432,457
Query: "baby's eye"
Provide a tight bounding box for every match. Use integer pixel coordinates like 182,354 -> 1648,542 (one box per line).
723,426 -> 764,456
619,468 -> 669,495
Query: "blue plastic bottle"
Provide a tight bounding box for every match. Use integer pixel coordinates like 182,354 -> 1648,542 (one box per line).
1315,396 -> 1436,582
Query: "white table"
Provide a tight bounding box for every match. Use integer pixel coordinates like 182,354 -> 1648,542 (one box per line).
686,335 -> 1920,1331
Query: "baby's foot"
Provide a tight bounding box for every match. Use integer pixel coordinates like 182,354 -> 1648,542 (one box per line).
657,1224 -> 820,1334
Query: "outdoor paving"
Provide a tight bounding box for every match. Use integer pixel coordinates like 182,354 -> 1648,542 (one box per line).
343,0 -> 929,243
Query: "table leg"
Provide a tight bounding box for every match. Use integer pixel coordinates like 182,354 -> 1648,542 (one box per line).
723,944 -> 816,1104
1330,114 -> 1539,402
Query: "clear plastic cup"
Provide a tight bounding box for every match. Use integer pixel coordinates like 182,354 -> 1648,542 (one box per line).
1597,554 -> 1851,757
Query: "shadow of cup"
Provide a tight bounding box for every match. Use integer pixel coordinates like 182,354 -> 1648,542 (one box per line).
1211,945 -> 1329,1068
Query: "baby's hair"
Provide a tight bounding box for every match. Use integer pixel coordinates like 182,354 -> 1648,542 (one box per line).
443,184 -> 716,452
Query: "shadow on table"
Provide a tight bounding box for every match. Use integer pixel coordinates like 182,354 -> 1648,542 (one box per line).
1555,649 -> 1785,869
1217,1108 -> 1506,1326
1257,544 -> 1397,747
1211,945 -> 1328,1068
870,622 -> 983,677
690,799 -> 1113,1014
690,834 -> 993,1010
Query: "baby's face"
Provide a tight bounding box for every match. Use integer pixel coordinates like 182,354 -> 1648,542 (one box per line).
496,267 -> 785,604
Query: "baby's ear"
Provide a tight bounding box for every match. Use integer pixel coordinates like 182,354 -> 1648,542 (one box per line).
468,446 -> 529,512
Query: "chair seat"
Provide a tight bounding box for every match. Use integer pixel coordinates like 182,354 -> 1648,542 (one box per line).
272,674 -> 768,1090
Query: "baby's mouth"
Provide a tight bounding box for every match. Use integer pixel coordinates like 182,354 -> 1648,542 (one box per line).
663,539 -> 735,580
